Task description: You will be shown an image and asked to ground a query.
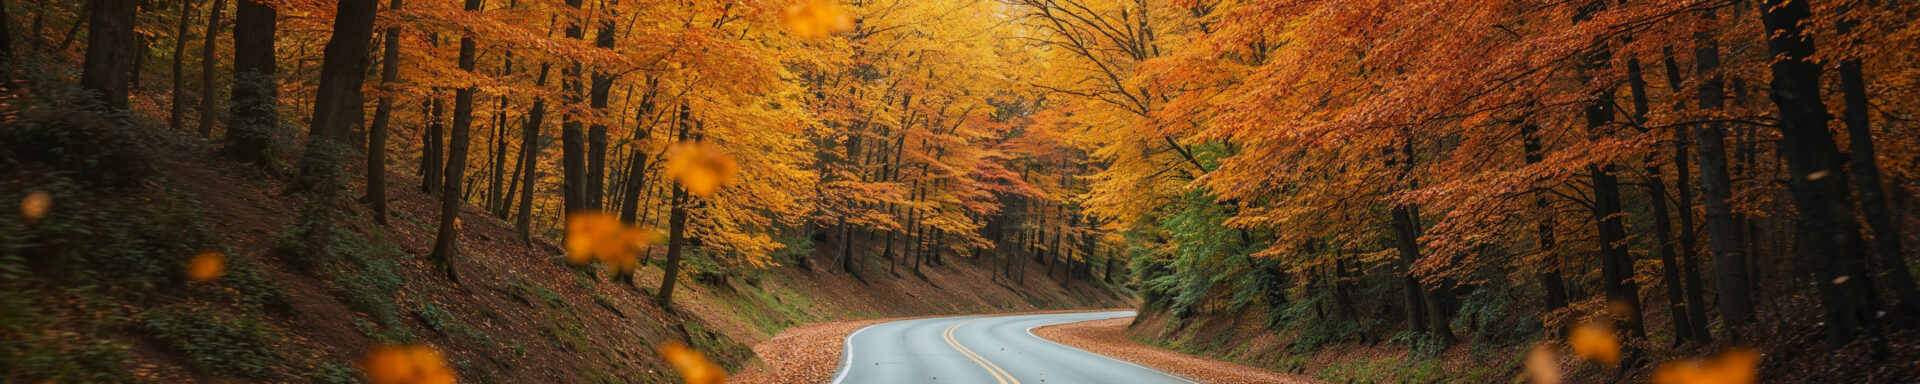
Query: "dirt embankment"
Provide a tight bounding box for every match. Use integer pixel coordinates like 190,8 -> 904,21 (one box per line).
1033,317 -> 1324,384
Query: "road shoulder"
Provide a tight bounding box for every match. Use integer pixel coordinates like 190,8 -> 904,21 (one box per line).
1031,317 -> 1325,384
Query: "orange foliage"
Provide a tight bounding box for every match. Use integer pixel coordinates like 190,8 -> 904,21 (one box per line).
1569,323 -> 1620,366
185,251 -> 227,283
564,212 -> 659,274
1652,349 -> 1760,384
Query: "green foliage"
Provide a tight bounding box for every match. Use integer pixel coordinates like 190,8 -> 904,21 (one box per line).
0,291 -> 134,383
1,177 -> 218,291
1453,283 -> 1541,357
306,363 -> 359,384
331,226 -> 413,343
0,93 -> 156,188
138,306 -> 281,379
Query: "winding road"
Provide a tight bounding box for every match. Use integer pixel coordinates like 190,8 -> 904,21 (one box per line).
829,311 -> 1199,384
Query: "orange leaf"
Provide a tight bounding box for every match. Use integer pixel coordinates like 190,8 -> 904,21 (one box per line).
186,251 -> 227,283
781,0 -> 854,38
1569,323 -> 1620,365
665,141 -> 737,198
658,341 -> 726,384
1652,348 -> 1760,384
20,191 -> 50,224
362,345 -> 457,384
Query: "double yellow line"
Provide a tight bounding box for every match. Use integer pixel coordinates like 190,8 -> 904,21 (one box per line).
942,319 -> 1021,384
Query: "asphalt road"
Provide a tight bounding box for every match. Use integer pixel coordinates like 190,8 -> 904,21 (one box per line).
829,310 -> 1199,384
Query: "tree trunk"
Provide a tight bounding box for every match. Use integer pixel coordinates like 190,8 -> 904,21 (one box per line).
559,0 -> 587,217
224,0 -> 275,166
365,0 -> 401,225
1647,164 -> 1696,344
196,0 -> 226,137
169,1 -> 193,130
423,97 -> 445,195
81,0 -> 137,109
1692,9 -> 1753,329
429,0 -> 480,284
1576,0 -> 1644,340
515,63 -> 552,242
1758,0 -> 1883,347
656,103 -> 692,307
1391,205 -> 1432,335
585,13 -> 615,212
1661,51 -> 1715,343
1837,4 -> 1920,323
1522,124 -> 1570,312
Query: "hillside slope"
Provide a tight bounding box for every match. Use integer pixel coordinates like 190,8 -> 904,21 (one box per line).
1,86 -> 1129,383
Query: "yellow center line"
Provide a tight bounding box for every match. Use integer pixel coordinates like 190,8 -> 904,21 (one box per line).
943,319 -> 1021,384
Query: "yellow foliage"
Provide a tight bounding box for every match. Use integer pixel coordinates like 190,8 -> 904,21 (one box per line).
658,341 -> 726,384
781,0 -> 854,38
1569,323 -> 1620,366
1652,349 -> 1760,384
186,251 -> 227,283
361,345 -> 456,384
666,140 -> 738,198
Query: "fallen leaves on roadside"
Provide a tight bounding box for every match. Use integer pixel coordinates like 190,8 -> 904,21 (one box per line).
186,251 -> 227,282
781,0 -> 854,38
1652,348 -> 1760,384
565,211 -> 660,274
1569,323 -> 1620,365
1525,344 -> 1562,384
665,140 -> 738,197
362,345 -> 456,384
659,341 -> 726,384
20,191 -> 50,224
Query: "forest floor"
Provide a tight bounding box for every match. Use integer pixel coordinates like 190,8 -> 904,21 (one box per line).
5,84 -> 1132,383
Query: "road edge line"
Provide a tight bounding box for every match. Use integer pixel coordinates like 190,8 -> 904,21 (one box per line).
827,324 -> 875,384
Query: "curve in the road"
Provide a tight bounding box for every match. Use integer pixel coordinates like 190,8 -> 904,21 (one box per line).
830,311 -> 1199,384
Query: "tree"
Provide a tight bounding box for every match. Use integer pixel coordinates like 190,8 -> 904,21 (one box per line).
365,0 -> 403,225
80,0 -> 137,109
226,0 -> 277,166
429,0 -> 484,284
196,0 -> 227,137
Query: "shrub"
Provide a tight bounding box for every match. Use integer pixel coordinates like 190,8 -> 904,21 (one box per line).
138,307 -> 281,379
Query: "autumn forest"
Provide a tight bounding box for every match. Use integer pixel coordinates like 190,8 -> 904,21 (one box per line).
3,0 -> 1920,382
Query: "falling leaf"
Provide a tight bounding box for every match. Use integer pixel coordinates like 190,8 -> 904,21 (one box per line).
362,345 -> 457,384
1807,170 -> 1830,180
1525,344 -> 1562,384
781,0 -> 854,38
20,191 -> 50,224
186,251 -> 227,282
658,341 -> 726,384
665,140 -> 738,197
1652,348 -> 1760,384
1569,323 -> 1620,365
1832,276 -> 1850,285
565,211 -> 660,274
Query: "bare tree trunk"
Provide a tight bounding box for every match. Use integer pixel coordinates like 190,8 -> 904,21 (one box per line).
169,1 -> 193,130
1758,0 -> 1883,348
196,0 -> 226,137
365,0 -> 401,225
224,0 -> 274,166
656,103 -> 692,307
430,0 -> 481,284
81,0 -> 138,109
515,63 -> 552,242
1837,3 -> 1920,323
1693,8 -> 1752,330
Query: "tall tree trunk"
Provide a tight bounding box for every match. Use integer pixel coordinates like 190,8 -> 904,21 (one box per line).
657,103 -> 692,307
81,0 -> 137,109
366,0 -> 401,225
429,0 -> 480,284
515,63 -> 551,242
1391,205 -> 1432,335
1758,0 -> 1883,347
585,12 -> 615,211
1577,0 -> 1645,340
559,0 -> 587,218
1661,51 -> 1715,343
196,0 -> 226,137
1522,124 -> 1570,312
1693,8 -> 1753,329
423,97 -> 445,195
169,1 -> 193,130
1837,3 -> 1920,323
225,0 -> 275,166
1647,164 -> 1696,344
